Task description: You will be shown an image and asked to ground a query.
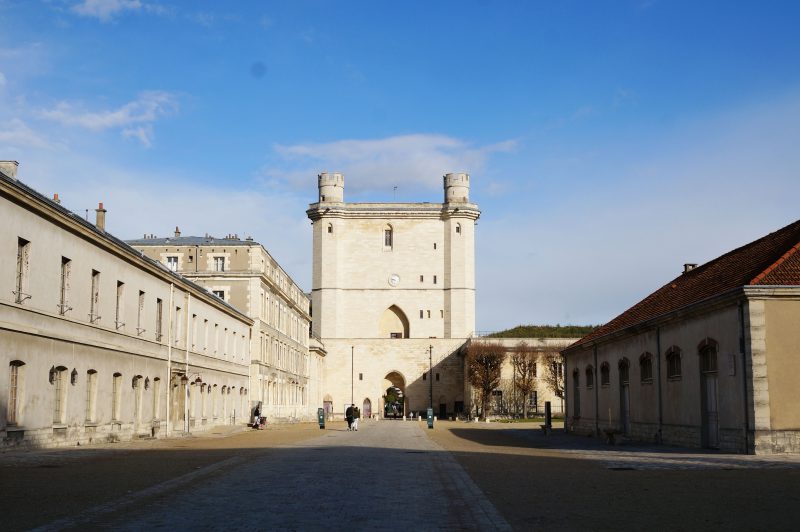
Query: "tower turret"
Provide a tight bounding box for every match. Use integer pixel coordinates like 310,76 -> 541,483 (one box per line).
443,172 -> 470,203
318,172 -> 344,203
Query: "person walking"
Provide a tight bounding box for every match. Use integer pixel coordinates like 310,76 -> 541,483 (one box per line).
352,406 -> 360,431
345,404 -> 354,431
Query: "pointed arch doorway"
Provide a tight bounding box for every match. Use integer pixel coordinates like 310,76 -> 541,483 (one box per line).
383,371 -> 406,419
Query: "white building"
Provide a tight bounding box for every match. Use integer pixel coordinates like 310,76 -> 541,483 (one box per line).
129,233 -> 324,422
1,162 -> 253,447
307,172 -> 480,419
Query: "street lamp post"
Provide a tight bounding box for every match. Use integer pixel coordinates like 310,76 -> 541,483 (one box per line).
351,345 -> 354,405
429,344 -> 433,411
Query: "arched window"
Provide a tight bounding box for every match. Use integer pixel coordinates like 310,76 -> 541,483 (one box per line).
52,366 -> 68,424
327,223 -> 333,234
383,224 -> 393,249
85,370 -> 98,422
639,353 -> 653,383
665,346 -> 682,379
699,338 -> 718,374
455,223 -> 462,234
600,362 -> 610,386
111,372 -> 122,421
585,365 -> 594,388
7,361 -> 25,425
618,358 -> 630,385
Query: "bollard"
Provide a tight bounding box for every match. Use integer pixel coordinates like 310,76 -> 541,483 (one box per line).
545,401 -> 552,430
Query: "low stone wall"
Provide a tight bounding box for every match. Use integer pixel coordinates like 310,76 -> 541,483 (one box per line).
754,430 -> 800,454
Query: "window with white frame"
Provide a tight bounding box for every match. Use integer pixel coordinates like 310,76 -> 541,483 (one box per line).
89,270 -> 101,323
137,291 -> 145,335
115,281 -> 125,330
213,256 -> 226,272
15,237 -> 31,303
166,256 -> 178,271
666,346 -> 682,379
59,257 -> 72,315
155,298 -> 163,341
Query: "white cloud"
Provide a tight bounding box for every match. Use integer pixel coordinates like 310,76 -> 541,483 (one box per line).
71,0 -> 142,21
265,134 -> 517,198
0,118 -> 55,150
121,125 -> 154,148
38,91 -> 177,146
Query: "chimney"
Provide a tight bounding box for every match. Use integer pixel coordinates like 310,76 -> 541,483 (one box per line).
53,193 -> 61,204
683,263 -> 697,274
175,226 -> 181,238
0,161 -> 19,180
95,202 -> 107,232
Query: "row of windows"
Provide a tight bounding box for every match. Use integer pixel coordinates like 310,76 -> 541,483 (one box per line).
13,237 -> 246,359
419,309 -> 445,319
6,360 -> 247,427
418,275 -> 438,284
573,340 -> 719,389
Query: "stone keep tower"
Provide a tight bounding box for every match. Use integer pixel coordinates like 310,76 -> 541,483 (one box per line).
307,171 -> 480,419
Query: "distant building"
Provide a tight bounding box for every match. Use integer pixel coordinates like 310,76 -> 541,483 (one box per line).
307,172 -> 479,419
1,162 -> 253,447
475,337 -> 578,416
128,232 -> 324,422
563,219 -> 800,454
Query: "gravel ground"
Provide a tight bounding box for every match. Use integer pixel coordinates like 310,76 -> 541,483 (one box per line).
426,422 -> 800,531
4,420 -> 800,531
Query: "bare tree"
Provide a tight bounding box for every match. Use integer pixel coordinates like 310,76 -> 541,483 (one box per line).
467,341 -> 506,420
540,344 -> 568,413
510,341 -> 537,418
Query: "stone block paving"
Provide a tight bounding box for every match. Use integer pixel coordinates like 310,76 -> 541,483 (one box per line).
37,420 -> 511,531
508,428 -> 800,471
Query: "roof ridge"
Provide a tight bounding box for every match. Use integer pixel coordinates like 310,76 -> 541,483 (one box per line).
750,240 -> 800,285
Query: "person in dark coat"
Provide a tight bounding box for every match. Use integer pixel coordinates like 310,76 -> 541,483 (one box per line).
345,404 -> 354,431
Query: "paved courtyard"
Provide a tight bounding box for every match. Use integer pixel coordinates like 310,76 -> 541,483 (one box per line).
4,420 -> 800,531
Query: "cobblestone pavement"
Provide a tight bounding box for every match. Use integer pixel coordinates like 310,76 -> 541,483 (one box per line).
34,420 -> 511,531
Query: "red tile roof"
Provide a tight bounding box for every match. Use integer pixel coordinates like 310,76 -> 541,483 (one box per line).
572,219 -> 800,348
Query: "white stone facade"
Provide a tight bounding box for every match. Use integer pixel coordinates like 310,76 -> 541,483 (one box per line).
0,164 -> 253,447
129,235 -> 323,422
307,172 -> 480,418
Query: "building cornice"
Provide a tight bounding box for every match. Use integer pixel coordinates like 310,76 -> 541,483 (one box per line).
306,202 -> 480,222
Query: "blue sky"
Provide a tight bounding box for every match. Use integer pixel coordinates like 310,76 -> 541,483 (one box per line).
2,1 -> 799,331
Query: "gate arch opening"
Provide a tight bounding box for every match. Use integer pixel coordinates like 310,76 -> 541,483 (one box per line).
379,305 -> 409,338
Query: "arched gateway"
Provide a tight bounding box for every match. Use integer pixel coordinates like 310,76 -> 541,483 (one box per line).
383,371 -> 406,418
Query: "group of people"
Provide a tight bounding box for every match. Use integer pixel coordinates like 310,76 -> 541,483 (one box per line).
345,403 -> 360,431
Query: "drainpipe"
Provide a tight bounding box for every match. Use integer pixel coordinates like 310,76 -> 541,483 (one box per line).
593,345 -> 599,436
656,326 -> 663,444
166,283 -> 174,437
738,300 -> 750,453
184,292 -> 191,433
